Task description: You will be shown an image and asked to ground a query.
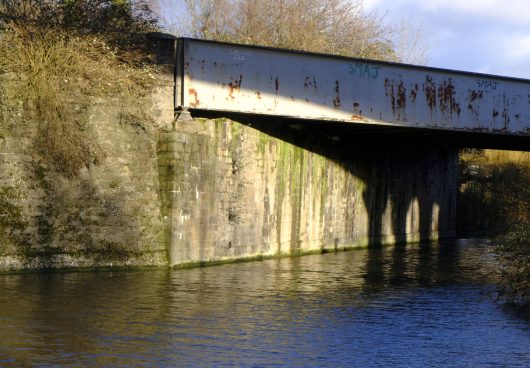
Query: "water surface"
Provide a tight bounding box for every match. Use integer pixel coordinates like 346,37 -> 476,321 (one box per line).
1,239 -> 529,367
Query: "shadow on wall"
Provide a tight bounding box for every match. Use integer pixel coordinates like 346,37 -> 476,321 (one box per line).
194,112 -> 457,247
0,100 -> 166,269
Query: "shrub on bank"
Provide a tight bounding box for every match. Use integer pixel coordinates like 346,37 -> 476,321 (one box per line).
459,149 -> 530,311
496,222 -> 530,311
458,149 -> 530,235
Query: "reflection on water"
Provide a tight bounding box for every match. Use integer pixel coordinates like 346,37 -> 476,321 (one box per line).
1,239 -> 529,367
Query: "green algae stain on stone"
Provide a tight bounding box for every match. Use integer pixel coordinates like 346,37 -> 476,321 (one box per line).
0,186 -> 29,254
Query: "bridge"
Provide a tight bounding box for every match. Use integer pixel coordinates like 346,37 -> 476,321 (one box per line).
174,38 -> 530,150
152,37 -> 530,266
3,35 -> 529,271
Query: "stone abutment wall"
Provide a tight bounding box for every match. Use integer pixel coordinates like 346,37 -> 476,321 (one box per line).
158,117 -> 457,266
0,102 -> 457,271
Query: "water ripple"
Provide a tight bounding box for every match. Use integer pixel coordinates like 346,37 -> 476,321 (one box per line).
0,239 -> 529,367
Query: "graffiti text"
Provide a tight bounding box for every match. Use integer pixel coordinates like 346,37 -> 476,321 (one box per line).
476,79 -> 498,90
348,63 -> 381,79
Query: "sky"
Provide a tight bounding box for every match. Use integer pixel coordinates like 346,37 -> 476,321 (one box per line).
363,0 -> 530,78
151,0 -> 530,79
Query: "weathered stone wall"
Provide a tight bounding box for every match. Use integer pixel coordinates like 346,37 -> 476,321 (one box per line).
0,100 -> 168,270
0,35 -> 458,271
0,97 -> 458,272
0,109 -> 457,271
158,118 -> 457,267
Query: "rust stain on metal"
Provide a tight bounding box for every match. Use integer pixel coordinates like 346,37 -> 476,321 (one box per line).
397,81 -> 407,110
410,84 -> 419,103
384,78 -> 396,113
469,90 -> 483,101
228,75 -> 243,100
502,95 -> 510,131
410,89 -> 417,103
424,76 -> 436,111
189,88 -> 200,107
467,90 -> 482,118
333,80 -> 341,108
502,109 -> 510,131
256,91 -> 262,99
438,79 -> 460,115
467,103 -> 476,117
351,114 -> 368,122
304,76 -> 318,88
384,78 -> 407,119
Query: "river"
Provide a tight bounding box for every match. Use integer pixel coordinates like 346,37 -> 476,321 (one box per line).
1,239 -> 529,367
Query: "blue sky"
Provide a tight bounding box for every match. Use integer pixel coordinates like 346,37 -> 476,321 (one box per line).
364,0 -> 530,78
151,0 -> 530,79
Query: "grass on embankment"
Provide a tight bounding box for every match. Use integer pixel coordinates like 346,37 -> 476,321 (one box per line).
0,0 -> 159,177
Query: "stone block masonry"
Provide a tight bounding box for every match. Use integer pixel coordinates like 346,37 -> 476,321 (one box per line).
0,100 -> 167,270
0,105 -> 457,271
158,117 -> 457,267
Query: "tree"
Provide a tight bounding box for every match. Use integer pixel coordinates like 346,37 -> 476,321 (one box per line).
174,0 -> 427,63
391,19 -> 428,65
0,0 -> 157,47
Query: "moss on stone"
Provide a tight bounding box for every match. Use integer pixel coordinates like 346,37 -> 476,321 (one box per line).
256,131 -> 271,156
0,186 -> 29,253
81,240 -> 131,262
214,117 -> 228,125
170,241 -> 382,271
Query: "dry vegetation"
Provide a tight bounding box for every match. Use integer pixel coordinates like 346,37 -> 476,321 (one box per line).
459,150 -> 530,234
459,149 -> 530,310
0,0 -> 159,177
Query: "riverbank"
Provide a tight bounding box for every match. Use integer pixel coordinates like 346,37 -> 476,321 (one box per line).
459,149 -> 530,312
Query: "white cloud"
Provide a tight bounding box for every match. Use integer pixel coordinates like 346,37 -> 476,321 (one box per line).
419,0 -> 530,26
363,0 -> 530,77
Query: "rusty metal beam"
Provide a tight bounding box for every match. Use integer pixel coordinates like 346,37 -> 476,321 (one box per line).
176,38 -> 530,141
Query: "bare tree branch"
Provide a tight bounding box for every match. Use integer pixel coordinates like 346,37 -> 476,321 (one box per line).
175,0 -> 427,63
